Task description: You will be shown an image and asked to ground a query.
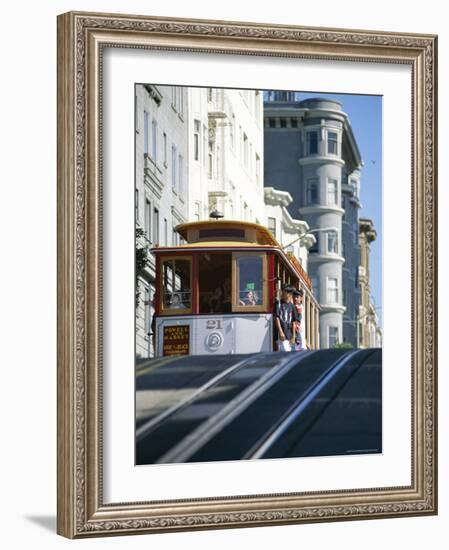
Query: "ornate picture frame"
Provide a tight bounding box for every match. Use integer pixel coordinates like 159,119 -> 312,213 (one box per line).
57,11 -> 437,538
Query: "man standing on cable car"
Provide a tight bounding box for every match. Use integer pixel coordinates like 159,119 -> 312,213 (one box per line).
273,286 -> 298,352
292,288 -> 305,351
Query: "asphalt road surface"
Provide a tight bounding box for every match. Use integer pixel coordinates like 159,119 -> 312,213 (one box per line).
135,349 -> 382,465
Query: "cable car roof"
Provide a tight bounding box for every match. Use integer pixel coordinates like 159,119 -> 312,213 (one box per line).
175,219 -> 280,247
152,241 -> 275,250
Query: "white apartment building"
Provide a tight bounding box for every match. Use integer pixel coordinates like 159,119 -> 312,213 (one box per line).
188,88 -> 265,224
264,187 -> 315,274
135,84 -> 189,359
187,87 -> 315,261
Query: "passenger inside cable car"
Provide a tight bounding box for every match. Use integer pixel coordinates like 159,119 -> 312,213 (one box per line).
161,257 -> 192,312
169,293 -> 186,309
239,289 -> 258,306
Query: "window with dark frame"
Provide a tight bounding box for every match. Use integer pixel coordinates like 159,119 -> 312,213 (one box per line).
309,233 -> 319,254
307,131 -> 318,155
328,131 -> 338,155
161,258 -> 191,311
143,110 -> 149,154
194,201 -> 200,221
328,179 -> 338,205
307,179 -> 319,204
145,199 -> 151,243
179,88 -> 184,118
153,208 -> 159,245
198,253 -> 232,314
151,119 -> 157,160
329,326 -> 339,347
327,230 -> 338,254
178,155 -> 183,196
234,254 -> 265,309
243,133 -> 249,169
171,144 -> 177,190
203,124 -> 207,167
208,142 -> 213,179
194,119 -> 200,161
327,278 -> 338,303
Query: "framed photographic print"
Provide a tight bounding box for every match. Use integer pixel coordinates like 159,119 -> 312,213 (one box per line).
57,11 -> 438,538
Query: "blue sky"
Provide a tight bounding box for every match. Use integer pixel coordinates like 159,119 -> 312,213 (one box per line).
294,91 -> 383,327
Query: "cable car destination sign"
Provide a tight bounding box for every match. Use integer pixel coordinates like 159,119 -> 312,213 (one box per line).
162,325 -> 190,356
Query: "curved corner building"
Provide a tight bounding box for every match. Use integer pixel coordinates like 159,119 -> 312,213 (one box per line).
264,94 -> 363,348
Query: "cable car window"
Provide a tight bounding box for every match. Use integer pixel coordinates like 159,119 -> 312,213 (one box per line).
234,254 -> 265,308
161,258 -> 191,312
198,253 -> 232,314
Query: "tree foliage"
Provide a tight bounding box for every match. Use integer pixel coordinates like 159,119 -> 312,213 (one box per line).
136,227 -> 150,307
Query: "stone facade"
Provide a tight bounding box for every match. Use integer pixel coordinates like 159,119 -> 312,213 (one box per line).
264,96 -> 363,348
359,218 -> 382,348
188,87 -> 314,274
188,88 -> 265,224
264,187 -> 314,273
135,84 -> 189,359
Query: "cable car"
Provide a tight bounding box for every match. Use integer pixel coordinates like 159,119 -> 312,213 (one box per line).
152,220 -> 320,356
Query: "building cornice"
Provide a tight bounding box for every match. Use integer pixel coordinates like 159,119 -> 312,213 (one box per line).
281,207 -> 309,235
320,304 -> 347,314
264,106 -> 347,124
350,196 -> 362,208
302,234 -> 317,249
299,205 -> 345,216
359,218 -> 377,242
308,254 -> 345,265
298,156 -> 345,167
208,190 -> 228,198
264,186 -> 293,207
143,84 -> 163,105
341,183 -> 356,195
171,205 -> 187,224
143,154 -> 164,200
343,119 -> 363,169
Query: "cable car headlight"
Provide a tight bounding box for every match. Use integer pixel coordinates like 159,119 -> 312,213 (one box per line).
206,332 -> 223,351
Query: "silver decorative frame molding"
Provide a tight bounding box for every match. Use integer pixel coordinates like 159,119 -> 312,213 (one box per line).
57,11 -> 438,538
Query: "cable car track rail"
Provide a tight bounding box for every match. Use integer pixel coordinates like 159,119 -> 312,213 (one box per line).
135,348 -> 383,465
154,351 -> 317,464
135,351 -> 318,464
136,352 -> 287,442
178,349 -> 375,463
243,349 -> 376,459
